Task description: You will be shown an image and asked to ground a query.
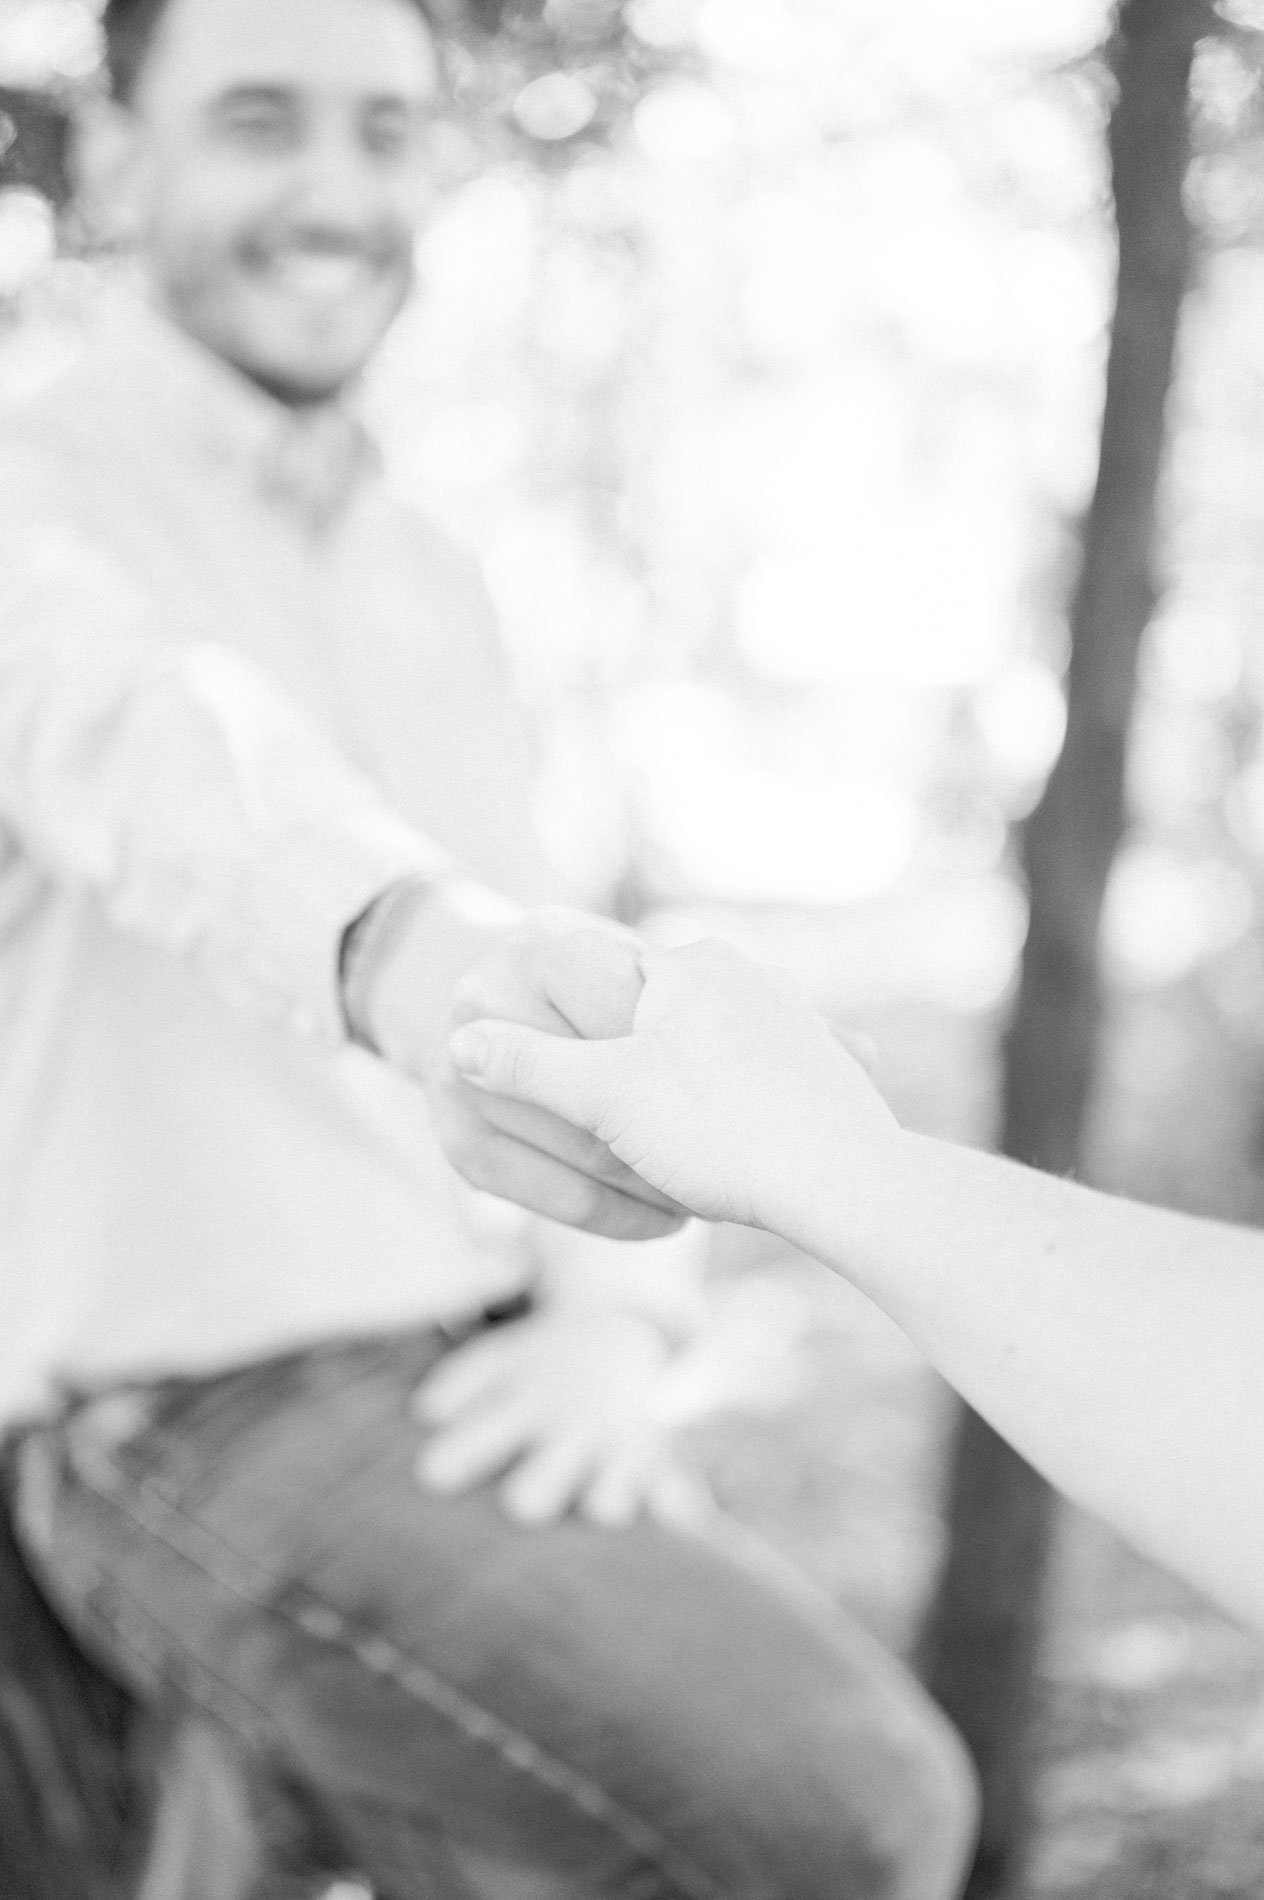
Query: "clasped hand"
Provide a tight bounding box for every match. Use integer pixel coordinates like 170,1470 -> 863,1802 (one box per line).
388,915 -> 891,1527
447,936 -> 899,1234
359,897 -> 689,1240
357,887 -> 881,1241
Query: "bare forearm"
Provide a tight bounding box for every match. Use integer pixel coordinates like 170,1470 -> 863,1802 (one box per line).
444,934 -> 1264,1615
776,1131 -> 1264,1628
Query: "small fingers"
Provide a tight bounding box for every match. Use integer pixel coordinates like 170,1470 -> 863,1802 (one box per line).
646,1462 -> 718,1530
415,1402 -> 534,1494
411,1332 -> 519,1425
499,1435 -> 593,1525
579,1451 -> 716,1531
579,1444 -> 659,1528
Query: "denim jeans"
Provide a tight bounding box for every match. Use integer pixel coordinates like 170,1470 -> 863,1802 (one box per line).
12,1315 -> 976,1900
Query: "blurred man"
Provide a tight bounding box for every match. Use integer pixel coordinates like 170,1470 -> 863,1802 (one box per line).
0,0 -> 977,1893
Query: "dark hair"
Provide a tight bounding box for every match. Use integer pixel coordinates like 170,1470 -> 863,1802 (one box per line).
101,0 -> 439,106
101,0 -> 170,103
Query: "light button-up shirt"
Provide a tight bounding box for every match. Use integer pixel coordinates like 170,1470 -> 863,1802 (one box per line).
0,292 -> 554,1416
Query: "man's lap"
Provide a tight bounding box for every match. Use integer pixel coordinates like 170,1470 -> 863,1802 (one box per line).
11,1322 -> 974,1900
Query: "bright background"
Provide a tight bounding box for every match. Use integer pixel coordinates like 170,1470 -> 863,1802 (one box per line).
7,0 -> 1264,1002
10,1 -> 1264,1891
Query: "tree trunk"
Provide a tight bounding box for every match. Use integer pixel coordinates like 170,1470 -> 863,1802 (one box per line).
918,2 -> 1208,1893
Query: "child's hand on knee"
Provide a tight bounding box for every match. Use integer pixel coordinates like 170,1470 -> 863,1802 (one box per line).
448,937 -> 899,1231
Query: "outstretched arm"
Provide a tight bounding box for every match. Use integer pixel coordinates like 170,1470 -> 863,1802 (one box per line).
451,939 -> 1264,1631
0,493 -> 679,1239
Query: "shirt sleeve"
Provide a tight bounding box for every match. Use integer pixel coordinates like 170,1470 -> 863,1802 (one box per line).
0,509 -> 454,1046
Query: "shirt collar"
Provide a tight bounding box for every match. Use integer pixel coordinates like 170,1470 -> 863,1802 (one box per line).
85,283 -> 382,536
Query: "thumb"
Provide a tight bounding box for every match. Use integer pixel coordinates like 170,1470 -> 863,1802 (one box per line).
448,1019 -> 620,1133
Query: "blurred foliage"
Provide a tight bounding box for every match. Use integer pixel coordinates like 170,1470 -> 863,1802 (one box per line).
8,0 -> 1264,1014
434,0 -> 699,156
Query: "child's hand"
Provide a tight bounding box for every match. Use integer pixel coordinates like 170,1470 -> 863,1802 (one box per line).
448,937 -> 899,1231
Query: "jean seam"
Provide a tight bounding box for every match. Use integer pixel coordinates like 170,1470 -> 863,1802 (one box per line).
67,1453 -> 732,1900
80,1562 -> 291,1750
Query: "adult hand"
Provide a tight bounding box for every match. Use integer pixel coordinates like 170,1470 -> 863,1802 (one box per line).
350,890 -> 687,1240
447,937 -> 899,1231
412,1307 -> 711,1527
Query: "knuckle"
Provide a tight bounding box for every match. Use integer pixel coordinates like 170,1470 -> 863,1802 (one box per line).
700,934 -> 745,971
672,936 -> 725,978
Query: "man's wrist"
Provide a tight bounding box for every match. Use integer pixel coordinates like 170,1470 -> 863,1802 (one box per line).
340,875 -> 521,1065
341,876 -> 440,1052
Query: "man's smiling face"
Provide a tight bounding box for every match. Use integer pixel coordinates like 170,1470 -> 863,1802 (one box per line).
123,0 -> 440,402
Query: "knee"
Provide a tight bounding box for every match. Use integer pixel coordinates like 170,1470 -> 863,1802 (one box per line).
772,1681 -> 978,1900
860,1701 -> 979,1900
710,1680 -> 978,1900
